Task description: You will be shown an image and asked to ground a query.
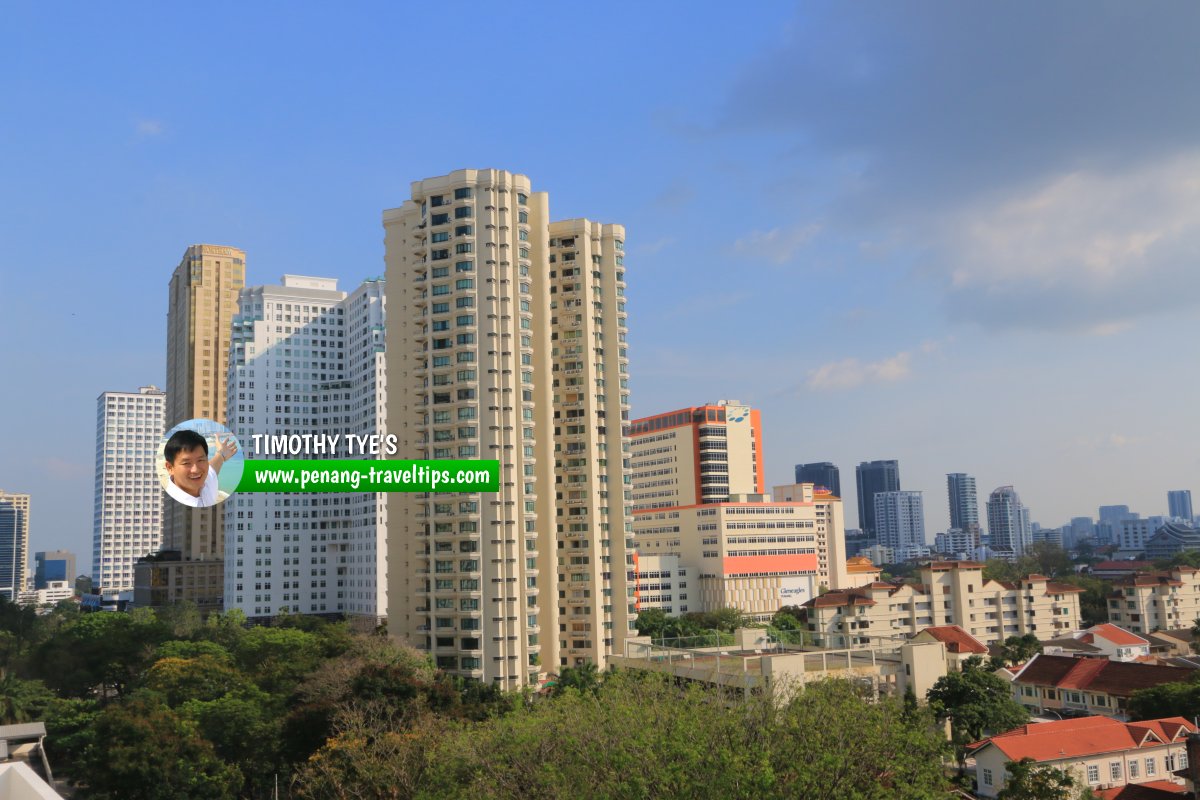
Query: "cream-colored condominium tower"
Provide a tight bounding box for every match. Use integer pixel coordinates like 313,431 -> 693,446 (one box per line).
135,244 -> 244,611
93,386 -> 165,596
224,276 -> 387,623
385,169 -> 634,688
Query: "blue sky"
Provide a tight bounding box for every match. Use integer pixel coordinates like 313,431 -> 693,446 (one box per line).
2,2 -> 1198,572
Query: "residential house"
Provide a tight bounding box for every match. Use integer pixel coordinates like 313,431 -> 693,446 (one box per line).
1012,654 -> 1193,720
969,716 -> 1194,798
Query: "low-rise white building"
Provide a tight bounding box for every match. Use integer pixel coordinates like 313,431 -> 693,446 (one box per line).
969,716 -> 1194,798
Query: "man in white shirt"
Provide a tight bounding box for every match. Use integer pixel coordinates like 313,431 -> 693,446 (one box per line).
163,428 -> 238,508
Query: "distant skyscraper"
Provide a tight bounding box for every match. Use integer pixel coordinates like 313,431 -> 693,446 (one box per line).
225,275 -> 387,622
946,473 -> 980,535
987,486 -> 1032,556
34,550 -> 76,590
1169,491 -> 1194,522
137,244 -> 244,611
855,460 -> 900,535
795,462 -> 840,497
874,490 -> 926,556
1097,505 -> 1137,546
0,491 -> 30,601
93,386 -> 165,596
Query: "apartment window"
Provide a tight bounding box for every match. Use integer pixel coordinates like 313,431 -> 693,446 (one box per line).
1146,757 -> 1156,776
517,193 -> 528,205
454,206 -> 472,219
981,769 -> 992,787
1109,762 -> 1121,781
456,278 -> 474,290
431,232 -> 450,243
1086,764 -> 1098,783
454,187 -> 473,200
456,260 -> 473,272
1129,760 -> 1139,779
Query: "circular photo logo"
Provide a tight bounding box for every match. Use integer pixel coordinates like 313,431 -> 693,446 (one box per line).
157,418 -> 244,508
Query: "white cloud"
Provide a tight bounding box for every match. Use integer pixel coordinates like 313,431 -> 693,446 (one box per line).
733,222 -> 821,265
136,119 -> 164,137
927,151 -> 1200,330
806,350 -> 911,391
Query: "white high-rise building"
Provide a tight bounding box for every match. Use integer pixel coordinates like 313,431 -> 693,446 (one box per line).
987,486 -> 1032,557
384,169 -> 635,688
873,490 -> 927,559
0,491 -> 31,601
225,276 -> 387,622
92,386 -> 165,596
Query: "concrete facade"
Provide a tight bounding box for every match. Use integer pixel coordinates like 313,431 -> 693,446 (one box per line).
224,276 -> 388,623
92,386 -> 164,596
385,169 -> 635,687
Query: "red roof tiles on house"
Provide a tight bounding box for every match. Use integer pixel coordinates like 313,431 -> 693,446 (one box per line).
1096,780 -> 1189,799
1086,623 -> 1150,647
919,625 -> 989,654
1014,654 -> 1194,697
970,716 -> 1194,763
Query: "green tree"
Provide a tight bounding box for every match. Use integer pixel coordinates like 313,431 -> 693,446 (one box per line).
997,757 -> 1095,799
142,654 -> 248,706
1017,543 -> 1074,579
0,675 -> 55,724
31,609 -> 168,698
990,634 -> 1042,668
420,673 -> 949,799
74,698 -> 242,800
928,656 -> 1029,771
983,559 -> 1020,583
180,688 -> 282,798
1059,574 -> 1111,627
634,608 -> 670,640
554,662 -> 601,696
1128,674 -> 1200,721
292,703 -> 443,800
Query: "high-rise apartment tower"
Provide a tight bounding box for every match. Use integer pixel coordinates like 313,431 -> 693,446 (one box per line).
136,244 -> 245,611
855,460 -> 900,536
384,169 -> 634,687
93,386 -> 165,595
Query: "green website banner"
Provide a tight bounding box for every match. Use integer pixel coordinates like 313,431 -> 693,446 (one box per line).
236,459 -> 500,493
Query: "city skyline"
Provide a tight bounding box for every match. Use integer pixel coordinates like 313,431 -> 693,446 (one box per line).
4,3 -> 1199,569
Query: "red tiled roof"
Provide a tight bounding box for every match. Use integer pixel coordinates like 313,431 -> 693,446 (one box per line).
1116,572 -> 1185,588
806,591 -> 877,609
1086,623 -> 1150,647
1044,581 -> 1085,594
1058,658 -> 1109,689
919,625 -> 989,654
926,560 -> 985,570
1014,654 -> 1194,697
1093,561 -> 1155,572
1096,779 -> 1189,799
970,716 -> 1194,763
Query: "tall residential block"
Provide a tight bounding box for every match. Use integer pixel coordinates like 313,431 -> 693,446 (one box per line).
987,486 -> 1032,557
874,490 -> 927,558
794,462 -> 840,497
946,473 -> 980,534
0,491 -> 30,601
92,386 -> 165,595
1169,490 -> 1194,522
34,550 -> 75,590
385,169 -> 634,687
224,275 -> 387,622
137,244 -> 244,611
855,460 -> 900,536
629,402 -> 763,511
